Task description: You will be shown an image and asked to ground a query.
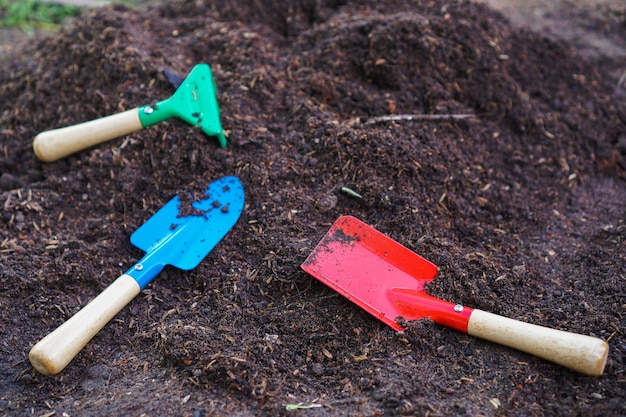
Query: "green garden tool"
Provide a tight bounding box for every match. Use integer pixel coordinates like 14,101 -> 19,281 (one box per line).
33,63 -> 226,162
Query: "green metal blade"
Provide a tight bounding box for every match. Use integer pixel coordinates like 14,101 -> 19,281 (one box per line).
138,64 -> 226,147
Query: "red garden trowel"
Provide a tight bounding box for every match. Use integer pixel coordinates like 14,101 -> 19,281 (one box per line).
29,176 -> 244,375
301,216 -> 609,376
33,63 -> 226,162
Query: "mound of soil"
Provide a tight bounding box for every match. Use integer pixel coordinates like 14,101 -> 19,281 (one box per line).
1,0 -> 624,415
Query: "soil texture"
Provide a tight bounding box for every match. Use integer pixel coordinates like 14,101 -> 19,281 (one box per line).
0,1 -> 625,416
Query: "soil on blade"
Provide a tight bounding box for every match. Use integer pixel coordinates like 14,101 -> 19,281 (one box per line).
1,1 -> 624,416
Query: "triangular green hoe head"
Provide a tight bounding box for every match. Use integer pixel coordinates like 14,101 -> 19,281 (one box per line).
138,63 -> 227,147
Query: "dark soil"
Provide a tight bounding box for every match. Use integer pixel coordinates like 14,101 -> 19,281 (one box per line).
1,1 -> 625,415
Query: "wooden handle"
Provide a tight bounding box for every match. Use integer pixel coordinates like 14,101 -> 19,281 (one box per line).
29,274 -> 141,375
33,109 -> 143,162
467,309 -> 609,376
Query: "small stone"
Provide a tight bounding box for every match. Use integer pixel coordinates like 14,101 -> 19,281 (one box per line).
512,265 -> 526,277
311,363 -> 324,375
0,173 -> 24,190
316,194 -> 337,212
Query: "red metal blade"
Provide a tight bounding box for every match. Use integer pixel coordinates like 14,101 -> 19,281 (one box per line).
302,216 -> 444,331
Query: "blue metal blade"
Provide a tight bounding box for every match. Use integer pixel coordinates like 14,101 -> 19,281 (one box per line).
126,176 -> 244,289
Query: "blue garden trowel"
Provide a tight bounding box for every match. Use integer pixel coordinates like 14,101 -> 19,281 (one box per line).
29,176 -> 244,375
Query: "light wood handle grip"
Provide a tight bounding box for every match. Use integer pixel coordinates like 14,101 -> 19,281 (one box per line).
29,274 -> 141,375
33,109 -> 143,162
467,309 -> 609,376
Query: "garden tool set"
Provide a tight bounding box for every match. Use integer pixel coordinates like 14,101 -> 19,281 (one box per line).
30,64 -> 609,377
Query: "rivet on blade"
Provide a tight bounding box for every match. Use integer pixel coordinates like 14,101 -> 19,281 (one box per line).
454,304 -> 464,313
135,263 -> 144,271
143,106 -> 154,114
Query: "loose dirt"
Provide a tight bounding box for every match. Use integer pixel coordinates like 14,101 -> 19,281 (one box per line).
1,1 -> 624,416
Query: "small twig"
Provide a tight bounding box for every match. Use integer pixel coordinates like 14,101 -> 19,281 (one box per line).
363,113 -> 475,125
341,186 -> 362,199
615,69 -> 626,95
284,403 -> 323,411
